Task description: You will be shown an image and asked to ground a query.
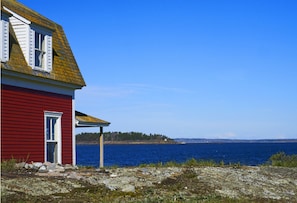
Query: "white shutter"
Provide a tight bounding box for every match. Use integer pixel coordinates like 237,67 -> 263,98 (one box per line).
45,34 -> 52,72
28,28 -> 34,67
1,14 -> 9,62
4,7 -> 32,65
9,16 -> 31,66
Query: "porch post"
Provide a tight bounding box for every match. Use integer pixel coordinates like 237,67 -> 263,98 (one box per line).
99,126 -> 104,168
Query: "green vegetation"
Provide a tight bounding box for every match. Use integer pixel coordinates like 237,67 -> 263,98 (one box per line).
137,152 -> 297,169
267,152 -> 297,167
184,158 -> 217,167
76,131 -> 174,143
1,158 -> 16,172
138,158 -> 242,168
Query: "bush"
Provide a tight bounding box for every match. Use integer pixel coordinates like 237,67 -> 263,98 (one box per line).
1,158 -> 17,172
139,158 -> 237,168
268,152 -> 297,167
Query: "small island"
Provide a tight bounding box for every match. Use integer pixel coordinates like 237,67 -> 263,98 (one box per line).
76,131 -> 177,144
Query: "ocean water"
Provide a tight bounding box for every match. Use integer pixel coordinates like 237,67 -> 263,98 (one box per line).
76,143 -> 297,167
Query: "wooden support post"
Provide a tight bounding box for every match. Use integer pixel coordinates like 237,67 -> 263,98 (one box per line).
99,126 -> 104,168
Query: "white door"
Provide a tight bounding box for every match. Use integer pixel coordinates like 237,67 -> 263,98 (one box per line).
45,112 -> 62,163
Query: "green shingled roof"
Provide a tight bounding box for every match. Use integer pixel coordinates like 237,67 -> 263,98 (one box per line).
1,0 -> 86,88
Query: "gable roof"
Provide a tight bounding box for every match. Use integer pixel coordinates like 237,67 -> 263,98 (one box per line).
1,0 -> 86,88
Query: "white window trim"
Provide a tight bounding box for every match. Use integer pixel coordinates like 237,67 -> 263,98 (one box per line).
3,6 -> 31,24
72,99 -> 76,165
31,26 -> 52,72
44,111 -> 63,164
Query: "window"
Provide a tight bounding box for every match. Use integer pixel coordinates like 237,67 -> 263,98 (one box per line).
46,117 -> 57,162
35,32 -> 45,68
45,112 -> 62,163
32,28 -> 52,72
5,7 -> 53,72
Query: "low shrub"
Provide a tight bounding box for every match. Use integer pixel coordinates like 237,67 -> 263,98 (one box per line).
183,158 -> 217,167
1,158 -> 17,172
139,158 -> 224,168
268,152 -> 297,167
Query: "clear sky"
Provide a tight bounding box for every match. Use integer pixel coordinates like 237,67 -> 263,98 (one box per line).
19,0 -> 297,139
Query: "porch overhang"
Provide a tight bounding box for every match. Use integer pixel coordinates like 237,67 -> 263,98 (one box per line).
75,111 -> 110,128
75,110 -> 110,168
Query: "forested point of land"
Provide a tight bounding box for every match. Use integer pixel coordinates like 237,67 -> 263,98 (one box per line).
76,132 -> 176,144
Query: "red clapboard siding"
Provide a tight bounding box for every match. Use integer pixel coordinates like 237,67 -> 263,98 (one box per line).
1,84 -> 73,164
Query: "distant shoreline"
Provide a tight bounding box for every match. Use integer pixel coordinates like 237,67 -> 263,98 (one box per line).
76,141 -> 178,145
76,139 -> 297,145
174,138 -> 297,144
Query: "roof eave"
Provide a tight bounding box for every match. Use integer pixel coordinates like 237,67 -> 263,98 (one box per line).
75,122 -> 110,128
1,65 -> 86,90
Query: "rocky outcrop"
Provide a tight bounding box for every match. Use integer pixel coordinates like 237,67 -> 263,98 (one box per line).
1,163 -> 297,202
195,166 -> 297,200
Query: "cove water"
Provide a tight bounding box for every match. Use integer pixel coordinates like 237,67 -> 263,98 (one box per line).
76,143 -> 297,167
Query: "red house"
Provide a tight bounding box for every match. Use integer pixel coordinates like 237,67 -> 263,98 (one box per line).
1,0 -> 87,165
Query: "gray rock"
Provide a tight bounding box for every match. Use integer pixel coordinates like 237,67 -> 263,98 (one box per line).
42,162 -> 52,166
121,184 -> 135,192
38,165 -> 48,173
102,179 -> 118,191
46,163 -> 56,171
25,163 -> 34,169
67,172 -> 81,180
15,162 -> 26,169
64,164 -> 76,170
54,165 -> 65,173
110,173 -> 117,178
32,162 -> 43,169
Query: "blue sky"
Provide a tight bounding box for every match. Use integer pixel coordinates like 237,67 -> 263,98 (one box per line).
19,0 -> 297,139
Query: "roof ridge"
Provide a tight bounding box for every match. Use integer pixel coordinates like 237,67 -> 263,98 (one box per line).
2,0 -> 57,30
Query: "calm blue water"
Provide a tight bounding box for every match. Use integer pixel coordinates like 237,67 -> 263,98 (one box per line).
76,143 -> 297,167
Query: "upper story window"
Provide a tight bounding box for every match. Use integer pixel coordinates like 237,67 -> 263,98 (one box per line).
34,31 -> 46,68
31,27 -> 52,72
4,6 -> 53,72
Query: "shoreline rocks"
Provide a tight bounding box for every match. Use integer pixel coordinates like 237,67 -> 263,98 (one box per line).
1,164 -> 297,202
14,161 -> 78,173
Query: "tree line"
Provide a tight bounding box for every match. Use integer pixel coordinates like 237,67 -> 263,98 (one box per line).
76,131 -> 173,142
